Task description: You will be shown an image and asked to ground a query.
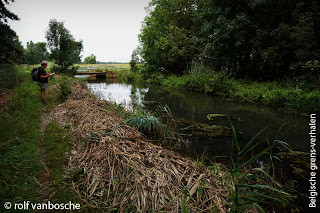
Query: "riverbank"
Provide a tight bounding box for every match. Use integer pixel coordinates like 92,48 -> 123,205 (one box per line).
0,68 -> 301,212
122,69 -> 320,116
0,69 -> 232,212
44,79 -> 234,212
0,69 -> 85,212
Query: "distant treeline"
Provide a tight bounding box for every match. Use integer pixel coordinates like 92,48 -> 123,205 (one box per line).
137,0 -> 320,80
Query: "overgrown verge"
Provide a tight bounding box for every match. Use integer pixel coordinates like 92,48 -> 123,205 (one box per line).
0,69 -> 87,212
121,65 -> 320,115
0,70 -> 293,212
0,64 -> 18,93
0,70 -> 43,210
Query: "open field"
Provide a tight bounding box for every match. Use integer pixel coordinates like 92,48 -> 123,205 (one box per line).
75,63 -> 130,72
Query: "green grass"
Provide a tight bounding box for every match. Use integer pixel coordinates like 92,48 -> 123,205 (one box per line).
0,70 -> 43,209
0,69 -> 93,212
43,122 -> 82,206
75,63 -> 130,72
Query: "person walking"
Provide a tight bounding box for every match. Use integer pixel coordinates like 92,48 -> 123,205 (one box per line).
38,61 -> 53,105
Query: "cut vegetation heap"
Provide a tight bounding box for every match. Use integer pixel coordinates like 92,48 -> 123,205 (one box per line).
44,82 -> 237,212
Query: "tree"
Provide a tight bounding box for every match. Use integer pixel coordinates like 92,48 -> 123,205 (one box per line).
24,41 -> 48,65
196,0 -> 320,79
46,19 -> 83,70
139,0 -> 199,75
84,54 -> 96,64
129,48 -> 141,72
0,0 -> 24,64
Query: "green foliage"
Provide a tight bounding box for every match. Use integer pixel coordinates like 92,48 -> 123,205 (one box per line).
158,65 -> 320,114
24,41 -> 48,65
227,123 -> 292,212
46,19 -> 83,71
182,186 -> 191,213
129,47 -> 140,72
124,102 -> 178,143
196,0 -> 320,79
83,54 -> 96,64
43,122 -> 82,205
0,64 -> 17,92
137,0 -> 320,80
125,115 -> 165,138
0,0 -> 24,64
0,70 -> 43,206
0,0 -> 19,23
139,0 -> 198,75
59,76 -> 72,102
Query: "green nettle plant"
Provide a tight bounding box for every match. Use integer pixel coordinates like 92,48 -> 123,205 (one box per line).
227,122 -> 292,212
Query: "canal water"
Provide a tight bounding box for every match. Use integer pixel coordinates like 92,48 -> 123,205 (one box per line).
76,76 -> 310,159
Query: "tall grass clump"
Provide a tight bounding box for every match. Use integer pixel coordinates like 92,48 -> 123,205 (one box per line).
0,71 -> 43,207
124,102 -> 181,145
0,64 -> 17,92
185,63 -> 214,91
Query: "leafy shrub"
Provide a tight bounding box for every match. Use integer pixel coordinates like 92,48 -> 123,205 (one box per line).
50,65 -> 61,74
204,72 -> 236,95
0,64 -> 17,92
59,76 -> 72,102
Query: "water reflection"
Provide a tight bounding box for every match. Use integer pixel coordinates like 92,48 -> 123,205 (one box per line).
85,78 -> 309,157
145,86 -> 309,152
87,80 -> 149,111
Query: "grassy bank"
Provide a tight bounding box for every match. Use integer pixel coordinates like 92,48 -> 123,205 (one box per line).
122,67 -> 320,115
0,70 -> 43,208
0,69 -> 85,212
42,122 -> 83,207
0,69 -> 301,212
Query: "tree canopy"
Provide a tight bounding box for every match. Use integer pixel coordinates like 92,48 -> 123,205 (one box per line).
139,0 -> 198,75
24,41 -> 48,65
84,54 -> 96,64
138,0 -> 320,80
0,0 -> 23,64
46,19 -> 83,70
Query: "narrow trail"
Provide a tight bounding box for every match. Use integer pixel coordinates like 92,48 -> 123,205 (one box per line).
37,115 -> 52,203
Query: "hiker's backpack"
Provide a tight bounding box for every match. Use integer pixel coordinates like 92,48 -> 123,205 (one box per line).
31,67 -> 40,82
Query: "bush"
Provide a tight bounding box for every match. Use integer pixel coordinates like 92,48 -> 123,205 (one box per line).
59,76 -> 72,102
0,64 -> 17,92
50,65 -> 61,74
204,72 -> 236,95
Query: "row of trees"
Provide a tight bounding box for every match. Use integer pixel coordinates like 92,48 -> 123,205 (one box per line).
0,0 -> 23,64
1,1 -> 86,70
138,0 -> 320,80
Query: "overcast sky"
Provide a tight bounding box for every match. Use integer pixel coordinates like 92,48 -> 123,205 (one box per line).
7,0 -> 150,62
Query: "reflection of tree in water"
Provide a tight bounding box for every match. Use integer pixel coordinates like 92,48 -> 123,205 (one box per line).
130,85 -> 139,109
145,86 -> 309,152
130,85 -> 149,110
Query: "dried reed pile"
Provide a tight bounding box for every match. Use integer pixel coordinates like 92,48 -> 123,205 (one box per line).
45,82 -> 231,212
